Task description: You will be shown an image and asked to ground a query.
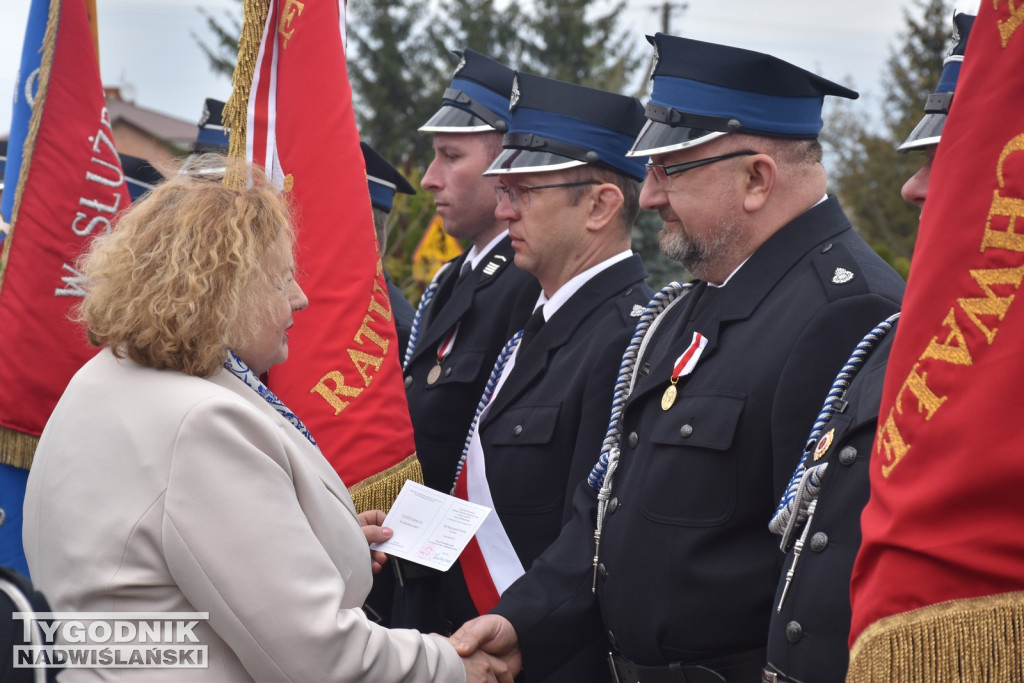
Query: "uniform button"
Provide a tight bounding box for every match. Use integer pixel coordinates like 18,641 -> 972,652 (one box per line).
821,242 -> 833,253
839,446 -> 857,465
785,621 -> 803,643
512,425 -> 524,436
598,563 -> 608,579
404,375 -> 413,388
679,424 -> 693,437
810,532 -> 829,552
628,432 -> 639,448
607,630 -> 617,648
607,497 -> 620,514
445,367 -> 453,377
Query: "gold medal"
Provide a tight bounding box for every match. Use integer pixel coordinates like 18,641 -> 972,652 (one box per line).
426,363 -> 442,385
661,384 -> 677,411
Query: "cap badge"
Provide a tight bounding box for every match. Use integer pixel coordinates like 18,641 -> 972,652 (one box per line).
509,75 -> 521,112
649,44 -> 660,81
832,267 -> 855,284
813,427 -> 835,461
453,55 -> 467,77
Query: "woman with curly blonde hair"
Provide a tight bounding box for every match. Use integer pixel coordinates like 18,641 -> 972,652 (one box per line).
22,156 -> 510,682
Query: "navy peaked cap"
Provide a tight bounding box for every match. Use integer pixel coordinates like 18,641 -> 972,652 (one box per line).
484,71 -> 647,181
898,13 -> 974,152
361,142 -> 415,213
420,49 -> 515,134
629,33 -> 858,156
192,98 -> 229,154
119,153 -> 163,202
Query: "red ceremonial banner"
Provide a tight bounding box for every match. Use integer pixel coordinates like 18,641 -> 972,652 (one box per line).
232,0 -> 420,512
850,1 -> 1024,647
0,0 -> 126,465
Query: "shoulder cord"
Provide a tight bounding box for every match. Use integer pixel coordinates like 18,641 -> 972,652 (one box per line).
587,280 -> 693,593
448,330 -> 524,495
403,261 -> 452,370
770,312 -> 901,548
772,314 -> 899,612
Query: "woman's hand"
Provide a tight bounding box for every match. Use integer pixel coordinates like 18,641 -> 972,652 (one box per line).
357,509 -> 392,574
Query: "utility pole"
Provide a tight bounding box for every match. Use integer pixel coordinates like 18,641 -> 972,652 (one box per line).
650,1 -> 687,35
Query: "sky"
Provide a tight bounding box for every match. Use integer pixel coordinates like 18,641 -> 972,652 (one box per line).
0,0 -> 981,138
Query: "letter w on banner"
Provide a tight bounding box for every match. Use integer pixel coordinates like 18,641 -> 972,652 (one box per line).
849,5 -> 1024,678
0,0 -> 126,573
225,0 -> 421,512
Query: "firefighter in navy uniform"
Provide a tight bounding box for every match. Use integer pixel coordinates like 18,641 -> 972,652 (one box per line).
442,72 -> 654,682
394,49 -> 540,634
763,13 -> 973,682
452,33 -> 905,683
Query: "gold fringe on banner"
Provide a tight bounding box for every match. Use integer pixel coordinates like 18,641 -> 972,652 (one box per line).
222,0 -> 270,189
0,0 -> 60,287
0,427 -> 39,471
346,454 -> 424,514
847,590 -> 1024,682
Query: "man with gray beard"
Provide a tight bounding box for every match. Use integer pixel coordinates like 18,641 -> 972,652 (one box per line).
452,33 -> 905,683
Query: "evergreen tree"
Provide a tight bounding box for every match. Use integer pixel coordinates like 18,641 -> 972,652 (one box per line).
828,0 -> 953,277
520,0 -> 643,93
346,0 -> 448,166
193,0 -> 242,81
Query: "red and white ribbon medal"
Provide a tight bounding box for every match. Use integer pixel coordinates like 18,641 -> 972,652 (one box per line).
427,322 -> 460,385
661,332 -> 707,411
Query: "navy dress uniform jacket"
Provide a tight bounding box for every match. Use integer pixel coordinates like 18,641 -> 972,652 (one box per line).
491,197 -> 905,680
404,236 -> 540,494
444,254 -> 651,683
765,323 -> 898,683
395,236 -> 539,633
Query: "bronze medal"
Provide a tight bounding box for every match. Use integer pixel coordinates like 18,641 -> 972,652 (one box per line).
661,384 -> 677,411
426,363 -> 442,385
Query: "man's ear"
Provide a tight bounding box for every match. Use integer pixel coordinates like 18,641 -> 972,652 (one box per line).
742,154 -> 777,213
586,184 -> 625,232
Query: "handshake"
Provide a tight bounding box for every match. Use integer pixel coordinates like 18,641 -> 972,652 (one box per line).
448,615 -> 522,683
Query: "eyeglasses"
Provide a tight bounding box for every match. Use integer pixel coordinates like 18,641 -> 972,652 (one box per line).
494,179 -> 601,211
645,150 -> 758,190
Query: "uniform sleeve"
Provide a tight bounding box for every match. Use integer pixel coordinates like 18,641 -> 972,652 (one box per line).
492,481 -> 605,680
161,396 -> 465,683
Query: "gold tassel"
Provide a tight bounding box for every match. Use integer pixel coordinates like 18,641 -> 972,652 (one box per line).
0,427 -> 39,470
347,454 -> 424,514
222,0 -> 270,189
847,590 -> 1024,682
0,0 -> 60,286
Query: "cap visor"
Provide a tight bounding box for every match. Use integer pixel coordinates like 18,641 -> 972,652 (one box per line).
483,148 -> 587,176
419,105 -> 497,133
626,119 -> 726,157
897,113 -> 946,152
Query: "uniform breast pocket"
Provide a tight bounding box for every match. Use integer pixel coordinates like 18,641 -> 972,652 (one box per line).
639,392 -> 745,526
485,403 -> 562,513
427,350 -> 486,388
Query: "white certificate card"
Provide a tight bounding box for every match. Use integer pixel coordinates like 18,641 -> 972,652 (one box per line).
370,480 -> 491,572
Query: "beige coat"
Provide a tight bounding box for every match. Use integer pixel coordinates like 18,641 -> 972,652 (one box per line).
24,348 -> 464,682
